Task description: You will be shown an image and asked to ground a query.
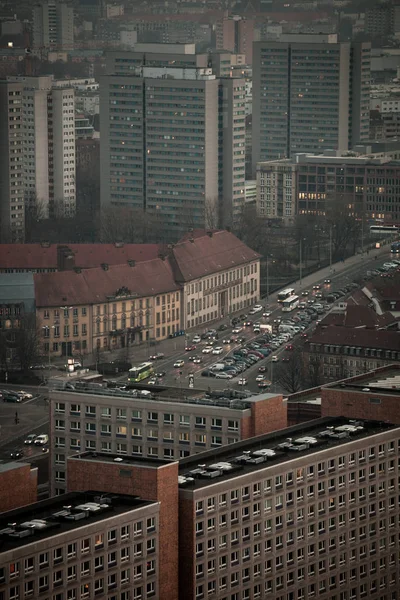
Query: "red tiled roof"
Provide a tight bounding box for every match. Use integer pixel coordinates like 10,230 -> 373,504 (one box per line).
0,243 -> 160,270
34,259 -> 179,307
307,326 -> 400,351
169,230 -> 261,282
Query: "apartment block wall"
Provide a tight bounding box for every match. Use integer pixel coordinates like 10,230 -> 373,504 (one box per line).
250,394 -> 287,437
0,464 -> 37,513
67,457 -> 179,600
321,387 -> 400,424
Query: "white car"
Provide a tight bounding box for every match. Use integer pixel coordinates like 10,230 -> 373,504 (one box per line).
202,346 -> 213,354
263,311 -> 271,317
232,327 -> 242,334
255,374 -> 265,382
17,390 -> 33,400
238,377 -> 248,386
253,305 -> 263,312
173,360 -> 185,368
215,372 -> 233,379
271,356 -> 279,363
192,335 -> 201,343
212,346 -> 223,355
147,378 -> 157,385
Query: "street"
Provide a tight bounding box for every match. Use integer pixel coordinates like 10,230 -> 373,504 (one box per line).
0,245 -> 392,465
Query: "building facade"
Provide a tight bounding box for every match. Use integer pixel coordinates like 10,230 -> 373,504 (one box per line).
252,35 -> 371,171
0,462 -> 38,513
32,0 -> 74,49
0,77 -> 76,241
256,151 -> 400,223
0,491 -> 160,600
49,382 -> 286,495
178,416 -> 400,600
100,45 -> 246,237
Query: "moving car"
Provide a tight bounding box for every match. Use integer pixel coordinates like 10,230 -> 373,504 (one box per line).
34,434 -> 49,446
258,366 -> 267,373
258,380 -> 271,388
149,352 -> 165,360
147,378 -> 157,385
324,279 -> 331,284
16,390 -> 33,400
185,345 -> 196,351
193,357 -> 202,364
24,434 -> 37,445
202,346 -> 213,354
256,374 -> 265,382
155,371 -> 166,378
237,377 -> 248,386
173,360 -> 185,368
263,311 -> 271,318
271,356 -> 279,362
192,335 -> 201,343
10,449 -> 23,459
232,326 -> 243,334
212,346 -> 223,355
302,290 -> 309,296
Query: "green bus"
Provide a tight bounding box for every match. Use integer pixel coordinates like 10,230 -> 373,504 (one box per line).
128,362 -> 154,383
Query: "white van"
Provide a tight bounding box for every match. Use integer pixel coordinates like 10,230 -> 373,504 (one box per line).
210,363 -> 226,371
34,434 -> 49,446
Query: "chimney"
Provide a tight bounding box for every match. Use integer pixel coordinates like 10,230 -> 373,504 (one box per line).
101,263 -> 109,271
57,245 -> 75,271
128,259 -> 136,267
73,267 -> 82,274
207,231 -> 213,237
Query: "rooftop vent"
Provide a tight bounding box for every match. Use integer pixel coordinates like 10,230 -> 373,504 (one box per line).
101,263 -> 109,271
128,259 -> 136,267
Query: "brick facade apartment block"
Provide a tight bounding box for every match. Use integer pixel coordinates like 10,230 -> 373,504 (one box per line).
49,384 -> 286,495
0,462 -> 38,513
178,417 -> 400,600
0,491 -> 160,600
67,454 -> 179,600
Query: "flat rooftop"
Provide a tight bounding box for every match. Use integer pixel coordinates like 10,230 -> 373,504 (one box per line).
325,367 -> 400,396
0,492 -> 156,553
49,380 -> 279,410
69,451 -> 175,469
178,417 -> 398,490
0,461 -> 34,474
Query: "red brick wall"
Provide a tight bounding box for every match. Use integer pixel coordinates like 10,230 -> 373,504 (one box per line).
249,395 -> 287,438
240,414 -> 252,439
0,464 -> 37,513
178,496 -> 195,600
67,459 -> 179,600
322,388 -> 400,423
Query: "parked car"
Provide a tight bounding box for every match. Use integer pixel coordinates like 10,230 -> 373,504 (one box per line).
34,434 -> 49,446
3,393 -> 21,403
173,360 -> 184,368
24,434 -> 37,445
215,372 -> 233,379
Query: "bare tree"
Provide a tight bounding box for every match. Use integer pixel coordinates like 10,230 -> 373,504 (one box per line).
98,206 -> 165,243
14,313 -> 42,373
274,348 -> 306,393
204,196 -> 221,230
325,193 -> 361,259
306,354 -> 324,388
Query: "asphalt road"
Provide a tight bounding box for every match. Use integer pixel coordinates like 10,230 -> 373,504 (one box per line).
0,247 -> 392,464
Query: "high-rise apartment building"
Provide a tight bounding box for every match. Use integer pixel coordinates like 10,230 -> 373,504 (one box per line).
215,14 -> 255,65
0,81 -> 24,242
32,0 -> 74,49
252,35 -> 371,171
100,45 -> 246,237
0,76 -> 75,241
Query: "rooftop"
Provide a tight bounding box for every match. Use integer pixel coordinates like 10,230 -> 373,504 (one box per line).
69,451 -> 175,470
49,379 -> 278,410
0,243 -> 160,270
0,491 -> 156,553
0,461 -> 33,474
306,325 -> 400,351
34,258 -> 180,307
324,367 -> 400,397
169,229 -> 261,282
178,417 -> 398,489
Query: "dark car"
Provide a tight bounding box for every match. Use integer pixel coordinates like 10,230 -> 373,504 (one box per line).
10,449 -> 23,459
3,393 -> 21,403
155,371 -> 166,378
201,369 -> 216,377
218,323 -> 228,331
